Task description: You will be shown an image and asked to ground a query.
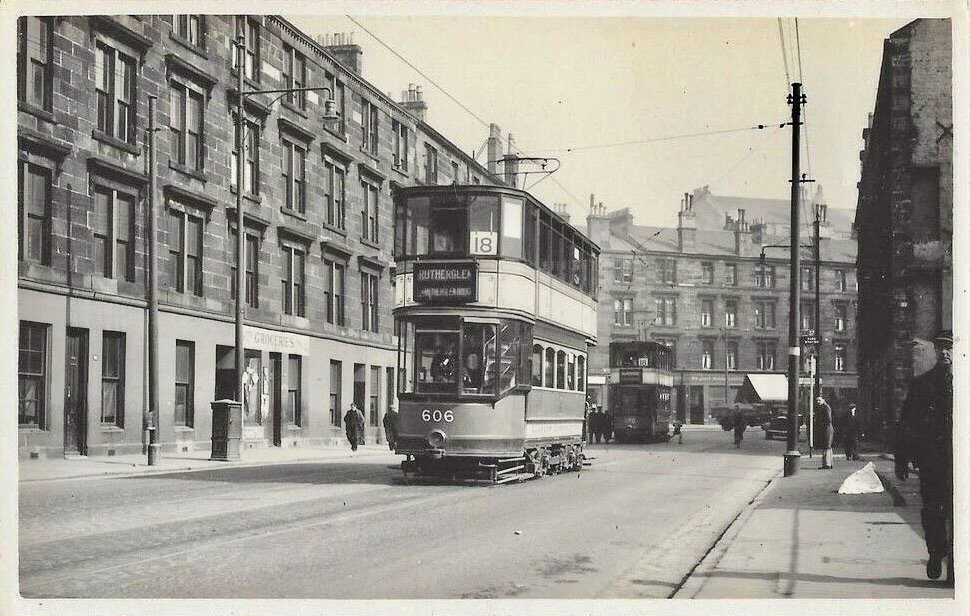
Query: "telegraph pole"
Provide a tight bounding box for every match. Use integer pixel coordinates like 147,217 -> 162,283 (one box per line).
235,36 -> 247,411
814,205 -> 822,400
784,83 -> 805,477
147,95 -> 160,465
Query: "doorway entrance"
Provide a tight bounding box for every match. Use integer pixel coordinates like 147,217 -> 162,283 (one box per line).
64,327 -> 89,455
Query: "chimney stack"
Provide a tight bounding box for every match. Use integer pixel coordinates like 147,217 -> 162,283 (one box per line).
487,124 -> 502,175
503,133 -> 519,188
735,210 -> 752,255
399,83 -> 428,123
323,32 -> 363,75
677,191 -> 696,253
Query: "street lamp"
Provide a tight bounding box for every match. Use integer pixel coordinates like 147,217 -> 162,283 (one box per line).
232,36 -> 340,418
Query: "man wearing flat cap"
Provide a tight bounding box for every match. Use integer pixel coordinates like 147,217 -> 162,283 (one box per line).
895,329 -> 953,584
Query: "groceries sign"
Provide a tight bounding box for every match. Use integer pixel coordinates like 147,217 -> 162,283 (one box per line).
413,262 -> 478,304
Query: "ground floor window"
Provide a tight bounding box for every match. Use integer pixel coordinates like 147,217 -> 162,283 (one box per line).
369,366 -> 380,426
330,360 -> 342,427
288,354 -> 302,426
175,340 -> 195,427
19,321 -> 48,428
101,332 -> 126,427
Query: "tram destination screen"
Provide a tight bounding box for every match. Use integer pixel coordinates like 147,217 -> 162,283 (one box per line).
413,261 -> 478,304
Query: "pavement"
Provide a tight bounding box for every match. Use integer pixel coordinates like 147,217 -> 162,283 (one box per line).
675,451 -> 957,600
16,434 -> 958,602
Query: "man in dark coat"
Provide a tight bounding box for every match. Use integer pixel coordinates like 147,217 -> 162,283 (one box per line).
602,409 -> 614,444
842,403 -> 861,461
816,396 -> 834,469
732,405 -> 746,448
382,404 -> 399,451
896,330 -> 953,584
590,408 -> 602,444
343,403 -> 365,451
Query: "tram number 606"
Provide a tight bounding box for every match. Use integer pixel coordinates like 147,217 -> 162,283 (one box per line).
421,409 -> 454,422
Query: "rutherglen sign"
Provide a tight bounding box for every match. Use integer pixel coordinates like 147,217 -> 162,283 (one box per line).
413,261 -> 478,304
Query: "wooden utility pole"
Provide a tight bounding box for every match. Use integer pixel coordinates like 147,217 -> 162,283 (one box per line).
784,82 -> 805,477
147,95 -> 160,465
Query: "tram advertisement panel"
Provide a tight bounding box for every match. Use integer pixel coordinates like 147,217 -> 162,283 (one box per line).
413,261 -> 478,304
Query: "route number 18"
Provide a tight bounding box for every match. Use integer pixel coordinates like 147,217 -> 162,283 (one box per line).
470,231 -> 497,255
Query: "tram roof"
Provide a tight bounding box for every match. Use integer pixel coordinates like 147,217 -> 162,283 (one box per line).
394,184 -> 600,254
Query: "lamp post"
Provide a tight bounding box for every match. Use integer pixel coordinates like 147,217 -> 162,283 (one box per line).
232,36 -> 340,417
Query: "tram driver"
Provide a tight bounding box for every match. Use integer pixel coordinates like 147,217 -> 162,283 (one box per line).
430,336 -> 459,383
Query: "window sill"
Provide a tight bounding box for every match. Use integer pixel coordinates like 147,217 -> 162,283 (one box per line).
324,127 -> 349,143
169,160 -> 208,182
229,186 -> 263,205
100,425 -> 125,432
360,237 -> 381,250
322,223 -> 348,238
281,207 -> 307,222
18,100 -> 56,124
174,425 -> 195,432
281,99 -> 309,118
392,165 -> 409,178
92,130 -> 141,156
359,146 -> 380,162
168,31 -> 209,60
19,426 -> 48,432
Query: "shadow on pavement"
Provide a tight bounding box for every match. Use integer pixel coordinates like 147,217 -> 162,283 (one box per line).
135,460 -> 408,487
694,568 -> 946,590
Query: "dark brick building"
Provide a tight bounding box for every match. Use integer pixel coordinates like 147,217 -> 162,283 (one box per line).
587,186 -> 859,424
855,19 -> 953,441
16,14 -> 502,458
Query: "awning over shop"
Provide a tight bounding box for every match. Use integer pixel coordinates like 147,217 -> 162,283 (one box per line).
736,373 -> 789,404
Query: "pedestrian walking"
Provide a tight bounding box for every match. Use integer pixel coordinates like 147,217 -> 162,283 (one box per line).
583,399 -> 593,444
343,403 -> 365,451
842,403 -> 861,461
732,405 -> 746,448
896,330 -> 953,584
816,396 -> 834,469
591,407 -> 602,444
672,419 -> 683,444
382,403 -> 399,451
602,409 -> 614,444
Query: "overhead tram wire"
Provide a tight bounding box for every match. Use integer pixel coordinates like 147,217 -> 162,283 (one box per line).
709,118 -> 789,190
795,18 -> 816,239
777,18 -> 792,87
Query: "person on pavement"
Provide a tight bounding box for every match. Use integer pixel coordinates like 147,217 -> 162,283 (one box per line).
382,403 -> 399,451
895,330 -> 953,584
672,419 -> 683,444
732,405 -> 746,448
343,403 -> 365,451
842,403 -> 861,461
591,407 -> 602,444
816,395 -> 834,469
602,409 -> 614,444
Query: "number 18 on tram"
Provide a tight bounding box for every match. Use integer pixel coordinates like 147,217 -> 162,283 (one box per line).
392,185 -> 600,481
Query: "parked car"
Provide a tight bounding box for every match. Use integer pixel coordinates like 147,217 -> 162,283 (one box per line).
763,415 -> 802,440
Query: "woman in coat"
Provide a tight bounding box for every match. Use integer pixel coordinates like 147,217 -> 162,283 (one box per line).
816,396 -> 834,469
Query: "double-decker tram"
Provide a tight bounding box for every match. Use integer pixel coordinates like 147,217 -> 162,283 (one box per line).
393,184 -> 599,483
608,341 -> 675,443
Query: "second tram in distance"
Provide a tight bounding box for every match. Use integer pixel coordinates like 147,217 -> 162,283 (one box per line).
608,341 -> 675,443
392,184 -> 599,482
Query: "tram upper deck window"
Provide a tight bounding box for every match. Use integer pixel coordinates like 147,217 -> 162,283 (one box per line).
432,205 -> 466,256
468,195 -> 499,257
501,197 -> 523,259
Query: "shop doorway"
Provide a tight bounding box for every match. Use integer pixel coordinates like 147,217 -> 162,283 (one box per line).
689,386 -> 705,424
270,352 -> 282,447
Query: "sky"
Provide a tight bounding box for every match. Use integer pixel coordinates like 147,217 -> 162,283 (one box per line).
290,10 -> 923,228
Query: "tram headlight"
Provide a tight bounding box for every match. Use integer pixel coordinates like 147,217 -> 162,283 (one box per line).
427,429 -> 447,449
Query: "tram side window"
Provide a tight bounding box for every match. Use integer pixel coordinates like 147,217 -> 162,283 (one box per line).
531,344 -> 543,386
415,331 -> 459,393
523,204 -> 537,266
566,353 -> 576,390
501,197 -> 523,259
556,350 -> 566,389
577,355 -> 586,391
468,196 -> 499,256
461,322 -> 495,395
544,347 -> 555,388
495,321 -> 522,392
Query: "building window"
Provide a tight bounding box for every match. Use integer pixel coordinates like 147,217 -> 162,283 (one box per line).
800,266 -> 815,291
18,16 -> 53,110
101,332 -> 125,427
701,340 -> 714,370
756,340 -> 776,370
656,338 -> 677,367
369,366 -> 380,427
655,297 -> 677,326
835,303 -> 848,332
834,344 -> 847,372
283,44 -> 307,109
393,120 -> 409,170
18,162 -> 52,265
282,246 -> 306,317
361,271 -> 379,333
231,116 -> 260,195
801,302 -> 815,332
701,262 -> 714,285
362,100 -> 379,155
657,258 -> 676,284
230,230 -> 259,308
701,299 -> 714,328
174,15 -> 203,47
835,270 -> 847,292
19,322 -> 48,428
361,181 -> 379,243
93,186 -> 136,282
614,258 -> 633,283
614,298 -> 633,326
726,340 -> 738,370
233,17 -> 260,81
95,41 -> 137,143
725,299 -> 738,328
282,141 -> 306,214
325,71 -> 346,134
425,143 -> 438,184
725,263 -> 737,286
451,160 -> 460,184
324,259 -> 346,325
168,210 -> 203,296
174,340 -> 194,427
170,83 -> 205,171
329,360 -> 342,427
755,300 -> 776,329
756,264 -> 775,288
324,160 -> 346,229
288,355 -> 302,426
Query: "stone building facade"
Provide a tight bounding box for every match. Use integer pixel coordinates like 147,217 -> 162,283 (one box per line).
855,19 -> 953,440
16,14 -> 502,458
587,187 -> 859,424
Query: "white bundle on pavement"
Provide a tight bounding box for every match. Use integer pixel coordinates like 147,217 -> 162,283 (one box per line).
838,461 -> 885,494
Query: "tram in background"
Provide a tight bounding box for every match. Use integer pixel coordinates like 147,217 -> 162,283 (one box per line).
608,341 -> 675,443
392,184 -> 599,482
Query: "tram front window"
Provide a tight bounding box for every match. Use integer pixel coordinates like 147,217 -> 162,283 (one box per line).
461,322 -> 495,395
416,332 -> 459,394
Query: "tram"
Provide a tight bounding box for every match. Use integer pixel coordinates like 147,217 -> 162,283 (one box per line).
608,341 -> 675,443
392,184 -> 599,482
